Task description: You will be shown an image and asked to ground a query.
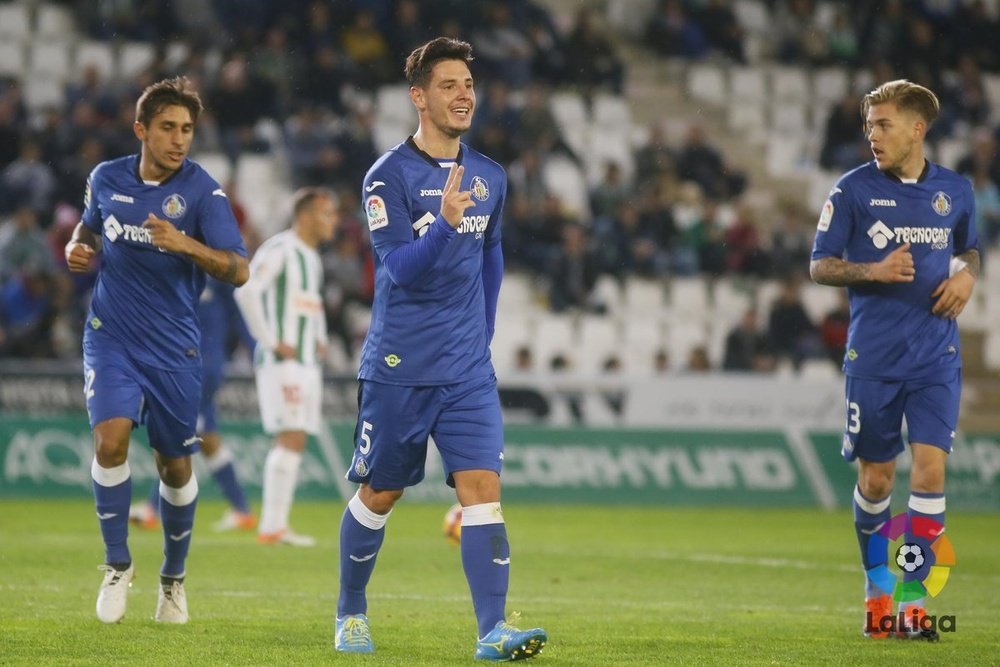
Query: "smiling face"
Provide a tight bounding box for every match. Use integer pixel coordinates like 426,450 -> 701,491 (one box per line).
134,104 -> 194,181
411,58 -> 475,140
865,101 -> 925,178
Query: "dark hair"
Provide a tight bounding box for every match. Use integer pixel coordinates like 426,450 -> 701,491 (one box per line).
861,79 -> 940,128
135,76 -> 203,126
404,37 -> 473,88
292,187 -> 336,218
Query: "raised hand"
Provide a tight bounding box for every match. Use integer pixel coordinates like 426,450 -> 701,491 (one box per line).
871,242 -> 915,283
143,213 -> 190,253
65,241 -> 96,272
440,163 -> 475,228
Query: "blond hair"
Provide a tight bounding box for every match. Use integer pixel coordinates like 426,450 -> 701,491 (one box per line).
861,79 -> 940,127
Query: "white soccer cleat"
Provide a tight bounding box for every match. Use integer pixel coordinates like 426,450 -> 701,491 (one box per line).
211,509 -> 257,532
155,579 -> 189,624
257,528 -> 317,547
96,563 -> 134,623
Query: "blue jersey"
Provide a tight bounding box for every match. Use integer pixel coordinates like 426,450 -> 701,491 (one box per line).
81,155 -> 246,370
811,160 -> 978,380
359,138 -> 506,385
198,277 -> 254,369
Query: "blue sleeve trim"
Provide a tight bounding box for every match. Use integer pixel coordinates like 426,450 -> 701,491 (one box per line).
381,217 -> 456,287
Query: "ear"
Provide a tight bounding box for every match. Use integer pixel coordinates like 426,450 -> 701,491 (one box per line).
133,121 -> 146,142
410,86 -> 425,112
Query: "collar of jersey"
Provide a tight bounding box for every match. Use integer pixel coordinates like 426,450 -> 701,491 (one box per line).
877,158 -> 931,184
405,136 -> 464,168
130,153 -> 187,186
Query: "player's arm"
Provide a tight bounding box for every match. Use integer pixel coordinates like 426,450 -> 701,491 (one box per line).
233,248 -> 295,359
810,243 -> 915,286
482,177 -> 505,342
930,248 -> 979,320
65,223 -> 101,272
143,213 -> 248,285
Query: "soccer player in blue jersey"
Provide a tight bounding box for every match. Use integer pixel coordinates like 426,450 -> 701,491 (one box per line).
129,275 -> 258,533
334,38 -> 547,660
64,77 -> 249,625
810,80 -> 979,640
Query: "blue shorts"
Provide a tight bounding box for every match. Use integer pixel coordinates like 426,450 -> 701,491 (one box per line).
83,334 -> 202,459
841,369 -> 961,462
197,356 -> 224,433
347,374 -> 504,489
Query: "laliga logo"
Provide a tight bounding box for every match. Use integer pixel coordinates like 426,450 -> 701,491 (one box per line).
866,512 -> 955,602
867,220 -> 894,249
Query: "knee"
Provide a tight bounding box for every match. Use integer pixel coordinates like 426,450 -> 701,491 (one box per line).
158,458 -> 193,487
910,464 -> 945,494
93,431 -> 128,467
358,486 -> 403,515
859,467 -> 894,500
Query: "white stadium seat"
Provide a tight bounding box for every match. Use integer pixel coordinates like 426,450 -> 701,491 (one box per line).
729,65 -> 768,104
687,63 -> 726,106
75,41 -> 116,81
36,3 -> 76,38
29,41 -> 71,79
770,66 -> 810,103
0,41 -> 26,77
119,41 -> 157,80
0,4 -> 31,39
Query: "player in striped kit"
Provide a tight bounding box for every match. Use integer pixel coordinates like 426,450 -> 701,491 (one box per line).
235,188 -> 339,546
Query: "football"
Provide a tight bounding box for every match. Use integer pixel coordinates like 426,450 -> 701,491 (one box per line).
896,543 -> 925,573
443,503 -> 462,545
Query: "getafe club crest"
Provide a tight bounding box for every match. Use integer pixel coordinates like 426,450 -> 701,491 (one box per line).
162,193 -> 187,219
471,175 -> 489,202
931,191 -> 951,216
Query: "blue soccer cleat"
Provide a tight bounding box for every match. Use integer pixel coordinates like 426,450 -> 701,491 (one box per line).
335,613 -> 374,653
475,612 -> 547,661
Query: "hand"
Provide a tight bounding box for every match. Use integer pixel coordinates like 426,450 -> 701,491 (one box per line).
143,213 -> 190,254
440,163 -> 475,228
65,241 -> 96,272
274,342 -> 297,360
931,269 -> 975,319
870,242 -> 915,283
316,341 -> 328,361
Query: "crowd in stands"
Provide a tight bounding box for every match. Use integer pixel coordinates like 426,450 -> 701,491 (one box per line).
1,0 -> 998,377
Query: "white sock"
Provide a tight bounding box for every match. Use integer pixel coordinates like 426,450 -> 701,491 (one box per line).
259,446 -> 302,534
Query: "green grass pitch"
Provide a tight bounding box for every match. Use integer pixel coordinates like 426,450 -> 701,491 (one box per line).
1,500 -> 997,665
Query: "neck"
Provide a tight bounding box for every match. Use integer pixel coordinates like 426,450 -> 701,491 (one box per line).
138,153 -> 172,183
294,225 -> 317,249
892,149 -> 926,181
412,126 -> 460,159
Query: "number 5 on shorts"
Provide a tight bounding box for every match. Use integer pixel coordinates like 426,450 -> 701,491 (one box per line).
359,421 -> 373,455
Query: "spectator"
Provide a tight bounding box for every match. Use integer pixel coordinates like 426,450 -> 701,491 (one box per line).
677,124 -> 745,200
819,289 -> 850,367
767,275 -> 823,370
548,222 -> 605,313
645,0 -> 710,59
563,8 -> 624,95
723,308 -> 776,372
0,140 -> 57,217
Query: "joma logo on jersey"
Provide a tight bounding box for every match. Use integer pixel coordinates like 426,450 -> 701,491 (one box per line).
869,198 -> 896,207
457,214 -> 490,234
110,193 -> 134,204
420,189 -> 443,197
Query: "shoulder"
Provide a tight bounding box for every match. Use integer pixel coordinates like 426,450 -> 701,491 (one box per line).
834,162 -> 876,191
930,163 -> 973,195
462,143 -> 506,181
89,155 -> 132,184
181,159 -> 225,197
364,143 -> 409,184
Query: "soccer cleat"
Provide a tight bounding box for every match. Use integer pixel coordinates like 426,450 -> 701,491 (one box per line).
212,509 -> 257,532
474,612 -> 547,661
96,563 -> 135,624
128,502 -> 159,530
335,613 -> 374,653
863,595 -> 893,638
257,528 -> 316,547
155,579 -> 189,624
895,604 -> 940,642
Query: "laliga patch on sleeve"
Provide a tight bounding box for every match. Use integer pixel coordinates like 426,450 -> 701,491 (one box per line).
366,195 -> 389,231
817,199 -> 834,231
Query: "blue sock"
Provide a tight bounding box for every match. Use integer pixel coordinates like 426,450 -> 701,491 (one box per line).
91,459 -> 132,566
159,476 -> 198,578
460,503 -> 509,638
338,493 -> 389,617
853,485 -> 891,599
206,446 -> 250,514
903,491 -> 945,607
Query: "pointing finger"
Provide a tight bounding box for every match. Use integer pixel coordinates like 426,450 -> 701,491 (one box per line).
443,163 -> 459,194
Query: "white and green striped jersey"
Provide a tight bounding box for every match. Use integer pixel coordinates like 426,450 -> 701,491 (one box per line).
235,229 -> 327,367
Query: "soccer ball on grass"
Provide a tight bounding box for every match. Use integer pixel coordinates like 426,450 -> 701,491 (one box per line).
443,503 -> 462,545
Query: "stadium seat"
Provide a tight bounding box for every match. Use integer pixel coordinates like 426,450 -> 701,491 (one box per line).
23,76 -> 64,111
765,133 -> 807,177
35,3 -> 76,38
164,41 -> 190,71
769,66 -> 810,103
592,93 -> 630,128
0,41 -> 26,77
591,274 -> 622,318
606,0 -> 657,36
800,281 -> 840,324
577,314 -> 621,372
29,41 -> 71,79
192,151 -> 232,185
375,84 -> 414,126
686,63 -> 727,106
75,41 -> 116,81
541,155 -> 589,218
727,103 -> 767,143
532,313 -> 578,371
733,0 -> 770,34
668,277 -> 710,321
666,320 -> 709,364
497,272 -> 535,314
799,359 -> 839,380
770,102 -> 810,135
933,138 -> 966,170
490,311 -> 534,375
812,67 -> 849,105
587,130 -> 635,185
622,277 -> 665,314
118,41 -> 157,80
729,66 -> 768,105
0,3 -> 31,39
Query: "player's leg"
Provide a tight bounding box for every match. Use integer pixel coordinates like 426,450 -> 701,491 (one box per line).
843,376 -> 905,638
896,370 -> 958,639
436,375 -> 546,660
198,362 -> 254,530
256,361 -> 316,545
143,365 -> 202,624
84,341 -> 143,623
336,381 -> 433,653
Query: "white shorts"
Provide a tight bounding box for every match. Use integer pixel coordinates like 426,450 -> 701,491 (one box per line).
255,361 -> 322,435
